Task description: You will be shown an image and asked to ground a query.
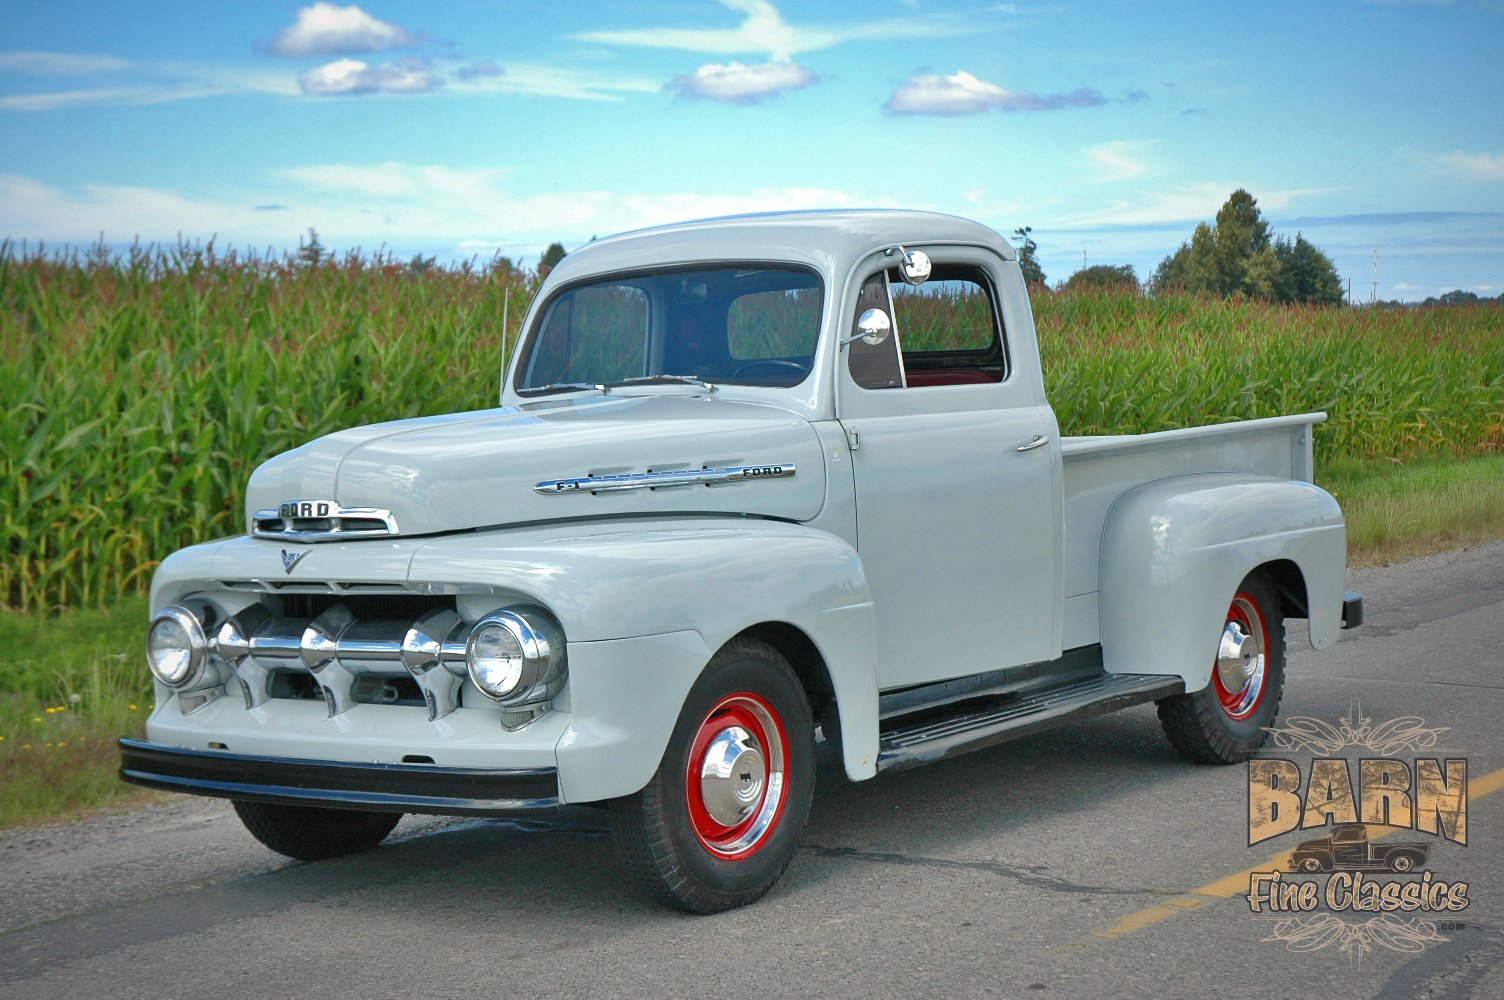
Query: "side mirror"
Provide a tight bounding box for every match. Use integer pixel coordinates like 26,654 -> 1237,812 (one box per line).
899,249 -> 931,286
842,308 -> 892,348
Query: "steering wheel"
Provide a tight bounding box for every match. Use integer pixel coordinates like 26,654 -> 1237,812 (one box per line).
731,359 -> 810,381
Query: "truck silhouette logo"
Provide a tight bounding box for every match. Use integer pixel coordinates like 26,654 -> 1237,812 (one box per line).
1289,823 -> 1431,874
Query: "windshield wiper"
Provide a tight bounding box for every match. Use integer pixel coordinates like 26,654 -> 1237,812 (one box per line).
609,374 -> 718,394
521,382 -> 609,396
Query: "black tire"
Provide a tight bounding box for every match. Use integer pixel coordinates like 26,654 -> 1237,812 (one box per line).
1298,856 -> 1325,874
1158,572 -> 1285,764
608,637 -> 815,913
232,800 -> 401,861
1390,854 -> 1417,873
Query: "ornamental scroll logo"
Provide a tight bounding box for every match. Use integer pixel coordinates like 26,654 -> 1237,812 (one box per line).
1244,710 -> 1470,964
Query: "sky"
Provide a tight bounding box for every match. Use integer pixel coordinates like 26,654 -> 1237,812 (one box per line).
1,1 -> 1501,301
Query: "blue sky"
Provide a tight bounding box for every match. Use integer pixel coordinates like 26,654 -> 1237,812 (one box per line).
2,1 -> 1500,300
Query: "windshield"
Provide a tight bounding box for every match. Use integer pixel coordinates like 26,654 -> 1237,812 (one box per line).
515,265 -> 823,393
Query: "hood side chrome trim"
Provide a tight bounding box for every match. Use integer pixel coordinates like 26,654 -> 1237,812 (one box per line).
535,463 -> 796,496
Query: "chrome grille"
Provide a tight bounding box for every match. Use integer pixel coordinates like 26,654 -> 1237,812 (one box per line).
210,597 -> 470,721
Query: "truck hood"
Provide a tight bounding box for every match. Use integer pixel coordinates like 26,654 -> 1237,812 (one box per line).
245,393 -> 828,538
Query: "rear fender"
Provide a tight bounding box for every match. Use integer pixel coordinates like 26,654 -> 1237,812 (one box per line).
1098,475 -> 1346,691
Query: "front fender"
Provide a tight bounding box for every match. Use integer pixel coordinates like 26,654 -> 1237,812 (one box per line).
1099,475 -> 1346,690
408,518 -> 879,797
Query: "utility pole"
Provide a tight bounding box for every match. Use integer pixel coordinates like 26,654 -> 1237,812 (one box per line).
1371,249 -> 1379,305
1082,250 -> 1088,271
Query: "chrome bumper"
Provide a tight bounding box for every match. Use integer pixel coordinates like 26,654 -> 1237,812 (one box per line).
119,738 -> 560,816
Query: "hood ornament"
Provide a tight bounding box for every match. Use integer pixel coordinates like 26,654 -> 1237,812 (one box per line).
281,549 -> 308,574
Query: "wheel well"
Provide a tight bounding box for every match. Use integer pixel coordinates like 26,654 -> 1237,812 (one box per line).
735,622 -> 836,727
1258,559 -> 1309,619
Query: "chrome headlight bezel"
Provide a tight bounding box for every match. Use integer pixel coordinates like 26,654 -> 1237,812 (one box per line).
146,605 -> 210,689
464,606 -> 566,707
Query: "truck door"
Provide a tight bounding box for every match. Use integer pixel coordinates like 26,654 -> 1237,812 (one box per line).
836,247 -> 1063,689
1330,826 -> 1368,867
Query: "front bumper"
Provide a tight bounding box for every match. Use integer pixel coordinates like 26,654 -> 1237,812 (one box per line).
119,738 -> 559,816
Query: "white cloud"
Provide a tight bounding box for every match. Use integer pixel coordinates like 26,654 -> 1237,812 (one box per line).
444,62 -> 660,102
0,168 -> 883,261
271,3 -> 416,57
1083,140 -> 1156,182
1051,183 -> 1331,228
574,0 -> 968,62
1410,149 -> 1504,182
299,58 -> 440,96
0,51 -> 130,74
666,60 -> 816,103
884,70 -> 1104,115
0,67 -> 297,111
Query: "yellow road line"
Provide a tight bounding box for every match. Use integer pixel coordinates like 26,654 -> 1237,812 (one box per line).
1082,764 -> 1504,944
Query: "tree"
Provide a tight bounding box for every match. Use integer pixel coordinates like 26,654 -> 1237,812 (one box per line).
297,227 -> 325,266
1275,235 -> 1342,306
1151,190 -> 1342,305
538,242 -> 567,278
1061,264 -> 1138,292
1013,226 -> 1046,288
1210,189 -> 1271,294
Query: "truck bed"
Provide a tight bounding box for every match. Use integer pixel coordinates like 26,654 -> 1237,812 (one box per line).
1059,412 -> 1325,649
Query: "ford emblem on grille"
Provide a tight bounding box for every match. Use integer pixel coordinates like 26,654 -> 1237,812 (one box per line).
251,499 -> 400,543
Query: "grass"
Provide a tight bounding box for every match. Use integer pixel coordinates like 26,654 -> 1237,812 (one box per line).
1323,453 -> 1504,567
0,595 -> 155,827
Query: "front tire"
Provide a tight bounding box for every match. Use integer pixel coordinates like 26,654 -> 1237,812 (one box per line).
232,800 -> 401,861
1158,573 -> 1285,764
609,637 -> 815,913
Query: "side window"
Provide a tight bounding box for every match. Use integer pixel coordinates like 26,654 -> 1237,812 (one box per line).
889,266 -> 1006,387
846,272 -> 905,389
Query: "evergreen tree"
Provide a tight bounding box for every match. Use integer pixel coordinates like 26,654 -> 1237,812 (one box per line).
1012,226 -> 1047,288
1151,191 -> 1342,305
538,242 -> 567,278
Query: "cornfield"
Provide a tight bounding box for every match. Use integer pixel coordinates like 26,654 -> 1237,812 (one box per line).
3,243 -> 1501,612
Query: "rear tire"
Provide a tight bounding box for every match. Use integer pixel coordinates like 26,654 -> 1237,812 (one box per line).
1158,573 -> 1285,764
609,637 -> 815,913
232,800 -> 401,861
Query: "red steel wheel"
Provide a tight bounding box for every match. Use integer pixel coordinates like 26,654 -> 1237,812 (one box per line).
1211,593 -> 1269,721
609,637 -> 815,912
1157,572 -> 1286,765
683,692 -> 789,860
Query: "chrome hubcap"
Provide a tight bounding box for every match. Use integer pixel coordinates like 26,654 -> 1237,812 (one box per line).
1215,596 -> 1266,718
699,725 -> 768,827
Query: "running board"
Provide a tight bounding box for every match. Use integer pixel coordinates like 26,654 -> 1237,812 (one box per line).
877,672 -> 1184,772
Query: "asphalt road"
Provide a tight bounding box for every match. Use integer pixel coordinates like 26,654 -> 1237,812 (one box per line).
3,542 -> 1501,1000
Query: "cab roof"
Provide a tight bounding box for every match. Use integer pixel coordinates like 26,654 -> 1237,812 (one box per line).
545,209 -> 1016,287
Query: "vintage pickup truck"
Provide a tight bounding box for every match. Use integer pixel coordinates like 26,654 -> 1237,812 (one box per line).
1290,824 -> 1430,873
121,209 -> 1362,912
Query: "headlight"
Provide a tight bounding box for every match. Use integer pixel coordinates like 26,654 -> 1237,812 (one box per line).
146,606 -> 208,688
465,606 -> 565,706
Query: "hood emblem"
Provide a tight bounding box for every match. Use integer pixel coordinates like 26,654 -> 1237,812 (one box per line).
281,549 -> 308,574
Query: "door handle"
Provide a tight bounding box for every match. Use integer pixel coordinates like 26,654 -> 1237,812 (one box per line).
1016,434 -> 1050,453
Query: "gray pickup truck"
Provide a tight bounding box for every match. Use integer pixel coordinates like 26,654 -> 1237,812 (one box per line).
122,210 -> 1363,911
